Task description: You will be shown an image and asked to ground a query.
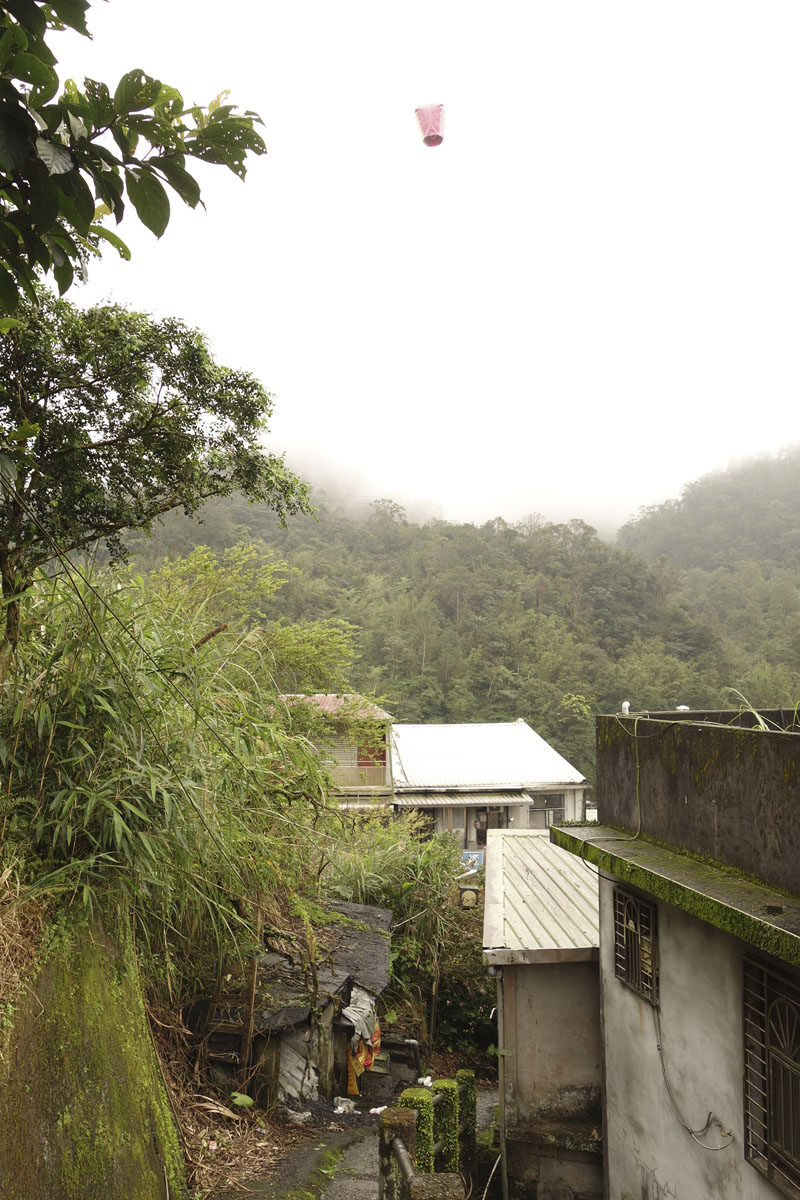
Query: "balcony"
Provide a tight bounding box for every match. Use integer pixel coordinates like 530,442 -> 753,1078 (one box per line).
329,762 -> 391,790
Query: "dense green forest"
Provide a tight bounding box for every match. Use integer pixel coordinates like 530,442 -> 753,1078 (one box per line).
123,446 -> 800,784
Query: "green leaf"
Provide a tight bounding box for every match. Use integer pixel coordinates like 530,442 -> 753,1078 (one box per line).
111,125 -> 132,157
25,160 -> 60,231
153,84 -> 184,120
155,155 -> 201,208
49,225 -> 79,259
137,831 -> 156,861
48,0 -> 91,37
6,418 -> 39,441
230,1092 -> 254,1108
125,168 -> 169,237
0,453 -> 16,487
10,51 -> 58,102
0,263 -> 19,312
35,136 -> 72,176
88,222 -> 131,260
0,317 -> 23,333
52,256 -> 73,294
0,220 -> 22,260
3,0 -> 46,39
84,78 -> 114,126
113,69 -> 161,115
66,110 -> 88,141
87,162 -> 125,222
0,113 -> 32,171
0,25 -> 29,72
55,169 -> 95,233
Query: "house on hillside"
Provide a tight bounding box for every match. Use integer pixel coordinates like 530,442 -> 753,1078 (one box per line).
391,720 -> 586,852
276,693 -> 394,808
552,708 -> 800,1200
483,829 -> 602,1200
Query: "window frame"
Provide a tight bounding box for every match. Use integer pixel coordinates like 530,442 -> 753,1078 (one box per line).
744,956 -> 800,1199
612,886 -> 659,1004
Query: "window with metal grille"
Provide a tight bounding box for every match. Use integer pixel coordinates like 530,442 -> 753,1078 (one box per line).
744,958 -> 800,1199
613,888 -> 658,1003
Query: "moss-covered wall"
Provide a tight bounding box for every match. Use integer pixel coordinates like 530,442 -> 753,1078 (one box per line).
0,914 -> 186,1200
596,714 -> 800,893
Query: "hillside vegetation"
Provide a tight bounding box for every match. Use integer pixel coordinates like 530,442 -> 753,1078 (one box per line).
619,445 -> 800,570
126,447 -> 800,782
4,443 -> 799,1192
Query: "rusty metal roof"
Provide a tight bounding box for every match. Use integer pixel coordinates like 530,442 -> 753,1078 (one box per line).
277,693 -> 394,721
391,720 -> 586,791
483,830 -> 599,964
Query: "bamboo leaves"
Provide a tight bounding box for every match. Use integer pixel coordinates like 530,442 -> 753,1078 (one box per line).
0,564 -> 334,996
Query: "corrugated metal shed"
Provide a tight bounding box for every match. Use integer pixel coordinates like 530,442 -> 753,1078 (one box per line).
483,830 -> 599,964
393,790 -> 532,809
391,720 -> 586,791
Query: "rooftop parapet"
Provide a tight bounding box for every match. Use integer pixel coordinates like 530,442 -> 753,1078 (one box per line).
596,710 -> 800,895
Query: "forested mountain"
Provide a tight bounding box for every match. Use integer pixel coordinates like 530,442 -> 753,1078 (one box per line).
618,445 -> 800,569
122,449 -> 800,784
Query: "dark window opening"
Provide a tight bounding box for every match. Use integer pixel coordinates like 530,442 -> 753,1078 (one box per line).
613,888 -> 658,1004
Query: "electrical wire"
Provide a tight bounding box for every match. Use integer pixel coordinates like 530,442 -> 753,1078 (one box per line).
481,1154 -> 501,1200
652,1005 -> 734,1152
576,713 -> 662,871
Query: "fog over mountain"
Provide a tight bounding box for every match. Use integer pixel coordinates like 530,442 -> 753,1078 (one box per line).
279,442 -> 797,540
53,3 -> 800,550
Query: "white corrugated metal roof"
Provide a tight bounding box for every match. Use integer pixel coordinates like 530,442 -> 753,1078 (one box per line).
391,720 -> 586,791
483,830 -> 599,964
393,790 -> 530,808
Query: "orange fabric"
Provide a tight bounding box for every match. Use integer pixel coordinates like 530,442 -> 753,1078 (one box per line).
345,1018 -> 381,1096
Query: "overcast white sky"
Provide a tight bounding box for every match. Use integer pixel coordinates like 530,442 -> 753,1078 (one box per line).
58,2 -> 800,532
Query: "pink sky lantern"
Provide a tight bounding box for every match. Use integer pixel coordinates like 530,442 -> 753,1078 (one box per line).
415,104 -> 444,147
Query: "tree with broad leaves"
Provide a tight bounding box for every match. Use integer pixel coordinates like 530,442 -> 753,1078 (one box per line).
0,0 -> 265,309
0,288 -> 310,658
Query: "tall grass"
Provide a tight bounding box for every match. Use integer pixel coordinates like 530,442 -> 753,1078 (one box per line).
324,810 -> 465,1016
0,566 -> 332,995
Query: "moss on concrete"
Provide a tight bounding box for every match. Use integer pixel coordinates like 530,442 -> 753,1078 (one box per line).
455,1071 -> 477,1185
551,825 -> 800,966
0,912 -> 186,1199
400,1087 -> 435,1173
456,1070 -> 475,1134
431,1080 -> 459,1173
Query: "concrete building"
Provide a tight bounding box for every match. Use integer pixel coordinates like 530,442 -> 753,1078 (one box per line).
483,829 -> 602,1200
552,709 -> 800,1200
391,720 -> 587,852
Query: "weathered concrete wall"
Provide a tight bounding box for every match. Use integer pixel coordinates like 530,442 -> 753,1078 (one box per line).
0,915 -> 186,1200
596,714 -> 800,892
505,1145 -> 602,1200
599,879 -> 778,1200
502,960 -> 603,1200
503,960 -> 601,1125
